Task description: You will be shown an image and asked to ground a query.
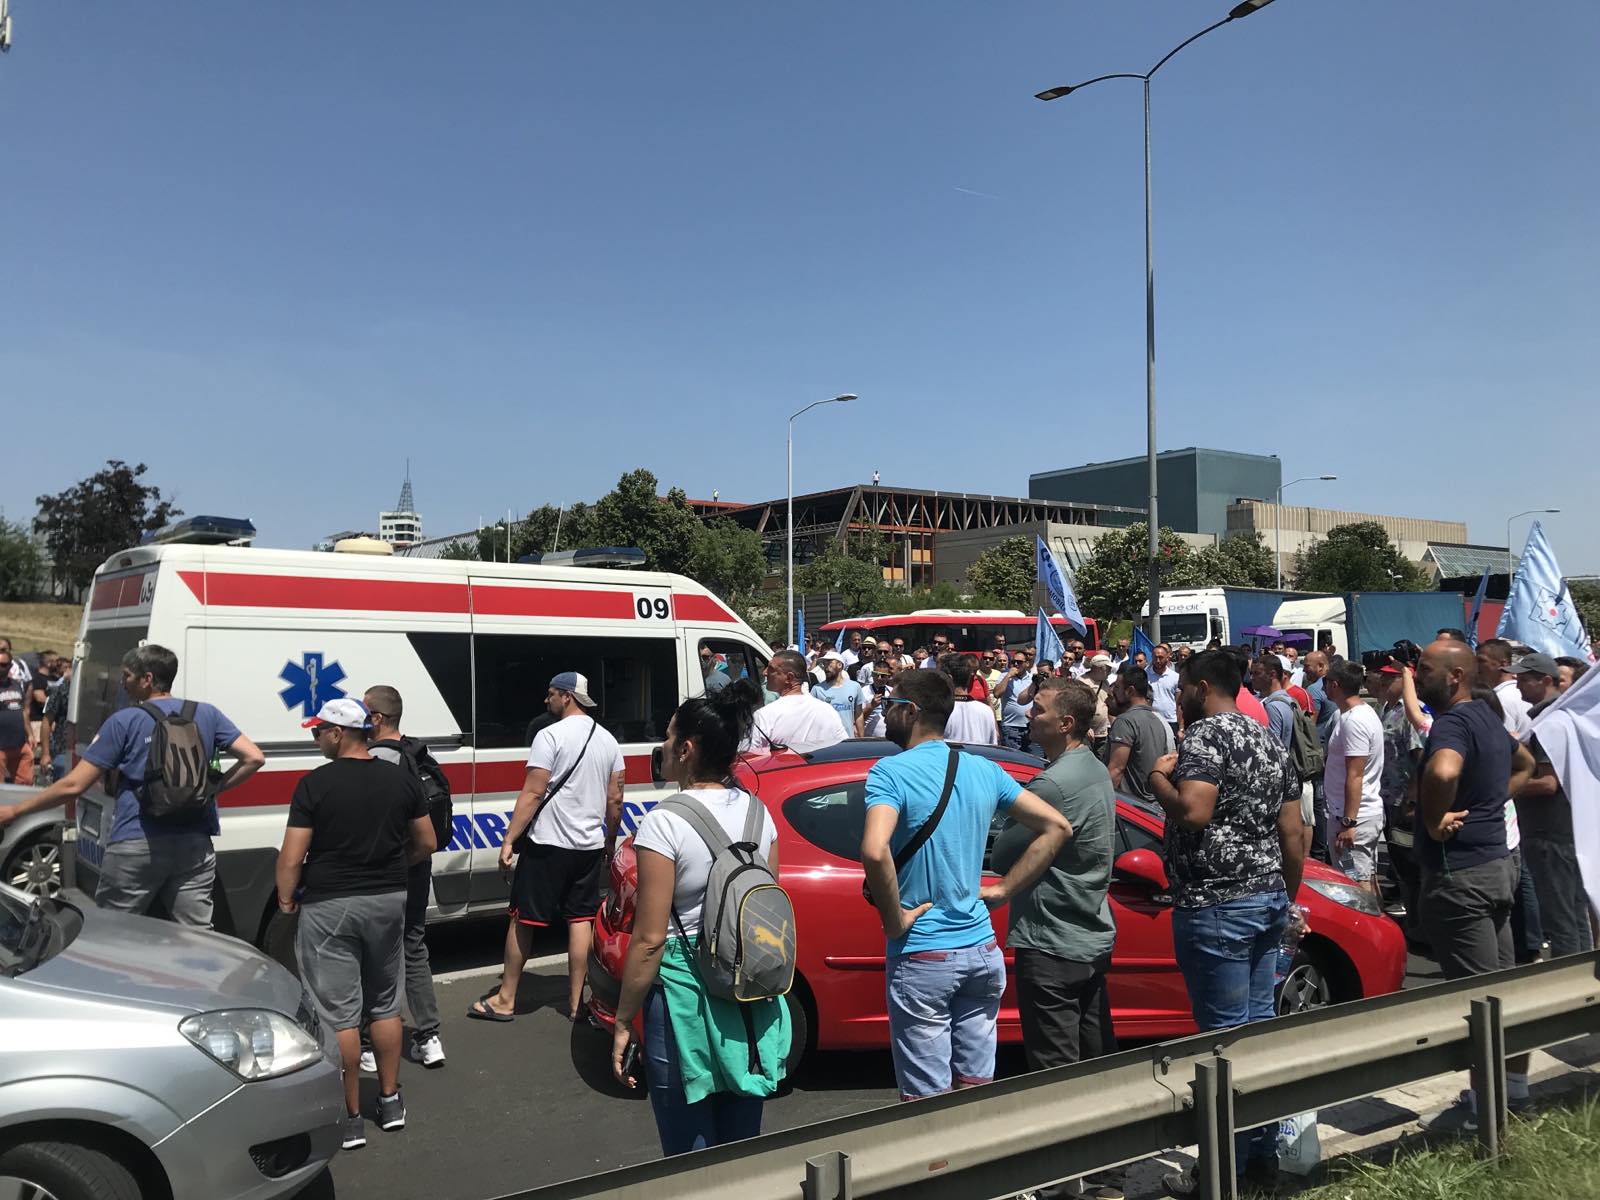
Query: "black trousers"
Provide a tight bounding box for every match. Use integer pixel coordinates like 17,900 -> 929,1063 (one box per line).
1013,948 -> 1117,1072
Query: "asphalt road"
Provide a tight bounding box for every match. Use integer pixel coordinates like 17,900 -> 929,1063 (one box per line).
316,917 -> 1442,1200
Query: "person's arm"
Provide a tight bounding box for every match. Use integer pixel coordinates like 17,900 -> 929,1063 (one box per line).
1517,763 -> 1560,800
1278,797 -> 1308,902
611,847 -> 674,1086
501,766 -> 552,868
978,789 -> 1071,908
989,777 -> 1064,876
1508,740 -> 1536,799
407,813 -> 437,865
605,769 -> 625,859
275,826 -> 312,913
861,804 -> 930,940
853,695 -> 865,739
1400,666 -> 1429,734
1419,748 -> 1469,841
39,707 -> 54,762
1149,759 -> 1217,833
1334,754 -> 1367,853
214,733 -> 266,794
1105,741 -> 1133,791
0,759 -> 106,825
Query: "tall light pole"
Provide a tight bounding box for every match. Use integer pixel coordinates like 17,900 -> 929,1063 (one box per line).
1505,508 -> 1559,576
1036,0 -> 1283,641
788,394 -> 857,647
1275,474 -> 1337,589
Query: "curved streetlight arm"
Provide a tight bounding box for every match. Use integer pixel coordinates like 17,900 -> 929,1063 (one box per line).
1036,15 -> 1237,98
1147,16 -> 1236,79
789,394 -> 855,424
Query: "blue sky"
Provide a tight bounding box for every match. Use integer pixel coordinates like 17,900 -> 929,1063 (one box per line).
4,1 -> 1596,571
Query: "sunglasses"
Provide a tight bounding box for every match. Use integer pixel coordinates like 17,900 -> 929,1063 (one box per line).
883,696 -> 918,710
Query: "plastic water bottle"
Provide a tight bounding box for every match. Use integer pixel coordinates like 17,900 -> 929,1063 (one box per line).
1275,905 -> 1306,984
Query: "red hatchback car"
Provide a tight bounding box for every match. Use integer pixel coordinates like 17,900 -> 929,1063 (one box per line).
587,741 -> 1407,1068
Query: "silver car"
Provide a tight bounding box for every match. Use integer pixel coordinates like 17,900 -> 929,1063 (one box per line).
0,782 -> 65,898
0,881 -> 345,1200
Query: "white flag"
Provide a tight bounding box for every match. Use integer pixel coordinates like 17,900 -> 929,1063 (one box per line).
1530,665 -> 1600,921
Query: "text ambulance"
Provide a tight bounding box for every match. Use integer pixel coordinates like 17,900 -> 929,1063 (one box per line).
68,535 -> 770,960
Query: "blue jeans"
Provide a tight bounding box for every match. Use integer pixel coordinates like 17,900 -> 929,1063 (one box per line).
642,986 -> 764,1156
1173,891 -> 1290,1169
885,938 -> 1006,1100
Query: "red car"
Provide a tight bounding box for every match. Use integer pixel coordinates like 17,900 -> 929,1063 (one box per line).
587,742 -> 1407,1068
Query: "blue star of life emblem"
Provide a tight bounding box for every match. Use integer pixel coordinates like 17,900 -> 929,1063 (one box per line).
279,652 -> 348,719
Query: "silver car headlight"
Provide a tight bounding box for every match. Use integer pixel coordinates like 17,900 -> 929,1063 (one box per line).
179,1009 -> 323,1081
1305,878 -> 1383,916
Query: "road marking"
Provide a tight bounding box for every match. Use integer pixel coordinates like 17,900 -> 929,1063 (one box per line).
434,952 -> 567,984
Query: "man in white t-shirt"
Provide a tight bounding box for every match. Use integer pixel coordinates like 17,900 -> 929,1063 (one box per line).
943,654 -> 999,746
475,671 -> 625,1024
747,651 -> 848,755
1322,661 -> 1385,895
1477,639 -> 1532,739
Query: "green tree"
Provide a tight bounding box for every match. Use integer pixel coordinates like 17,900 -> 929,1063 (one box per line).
966,536 -> 1036,611
797,532 -> 889,614
34,461 -> 181,596
876,580 -> 971,615
735,594 -> 786,646
593,470 -> 701,574
1073,522 -> 1208,620
1291,521 -> 1430,593
478,502 -> 601,563
1192,530 -> 1278,589
1568,580 -> 1599,644
437,539 -> 479,562
0,516 -> 45,601
689,520 -> 767,607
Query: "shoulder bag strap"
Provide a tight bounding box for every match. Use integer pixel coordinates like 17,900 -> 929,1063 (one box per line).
530,718 -> 599,836
891,745 -> 960,873
740,790 -> 765,847
138,701 -> 168,725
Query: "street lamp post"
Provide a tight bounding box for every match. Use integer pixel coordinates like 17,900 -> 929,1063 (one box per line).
1036,0 -> 1283,641
1505,508 -> 1559,576
788,394 -> 858,648
1275,474 -> 1337,589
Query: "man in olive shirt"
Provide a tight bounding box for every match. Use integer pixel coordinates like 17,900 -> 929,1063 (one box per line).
992,677 -> 1118,1069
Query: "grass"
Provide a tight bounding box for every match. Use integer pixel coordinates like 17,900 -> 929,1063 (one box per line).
1291,1092 -> 1600,1200
0,601 -> 83,655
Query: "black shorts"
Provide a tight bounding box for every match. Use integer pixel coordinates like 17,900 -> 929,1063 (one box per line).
509,841 -> 604,927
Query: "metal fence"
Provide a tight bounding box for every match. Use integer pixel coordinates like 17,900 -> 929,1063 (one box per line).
491,952 -> 1600,1200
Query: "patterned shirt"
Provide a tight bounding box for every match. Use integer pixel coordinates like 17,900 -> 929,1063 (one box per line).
1379,702 -> 1425,813
1165,711 -> 1297,909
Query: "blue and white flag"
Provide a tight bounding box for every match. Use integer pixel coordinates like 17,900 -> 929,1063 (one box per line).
1497,521 -> 1592,660
1531,666 -> 1600,920
796,607 -> 806,651
1466,567 -> 1490,651
1035,608 -> 1065,668
1130,627 -> 1157,668
1035,535 -> 1088,637
835,625 -> 846,652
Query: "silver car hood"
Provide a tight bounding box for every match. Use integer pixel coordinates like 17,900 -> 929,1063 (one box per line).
25,900 -> 305,1016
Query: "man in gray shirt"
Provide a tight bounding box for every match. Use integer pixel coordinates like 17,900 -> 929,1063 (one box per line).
991,676 -> 1120,1200
1106,669 -> 1175,803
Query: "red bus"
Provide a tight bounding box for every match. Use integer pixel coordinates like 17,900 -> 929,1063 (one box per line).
819,609 -> 1100,654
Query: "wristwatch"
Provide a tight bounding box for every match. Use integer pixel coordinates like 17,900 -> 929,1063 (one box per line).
1338,816 -> 1358,830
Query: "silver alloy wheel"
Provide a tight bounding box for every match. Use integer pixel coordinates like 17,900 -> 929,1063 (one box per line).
5,839 -> 62,898
1277,956 -> 1332,1015
0,1176 -> 64,1200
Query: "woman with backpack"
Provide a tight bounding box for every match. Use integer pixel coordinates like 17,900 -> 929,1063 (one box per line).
610,680 -> 793,1155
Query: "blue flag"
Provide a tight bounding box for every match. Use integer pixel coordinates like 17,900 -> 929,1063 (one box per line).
1035,608 -> 1065,668
1466,567 -> 1490,651
1130,627 -> 1157,668
1035,535 -> 1088,637
1497,521 -> 1591,659
835,625 -> 846,652
796,607 -> 805,651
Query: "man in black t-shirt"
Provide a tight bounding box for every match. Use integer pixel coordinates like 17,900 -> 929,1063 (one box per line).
276,698 -> 435,1151
1415,640 -> 1537,980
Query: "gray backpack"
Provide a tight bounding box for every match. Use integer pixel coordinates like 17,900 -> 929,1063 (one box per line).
657,791 -> 796,1003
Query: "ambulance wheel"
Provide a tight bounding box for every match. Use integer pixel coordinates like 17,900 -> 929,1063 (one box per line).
263,907 -> 301,977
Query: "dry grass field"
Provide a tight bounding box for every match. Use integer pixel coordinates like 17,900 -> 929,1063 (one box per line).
0,601 -> 84,655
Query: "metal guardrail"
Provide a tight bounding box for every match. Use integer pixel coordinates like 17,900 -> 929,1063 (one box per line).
491,952 -> 1600,1200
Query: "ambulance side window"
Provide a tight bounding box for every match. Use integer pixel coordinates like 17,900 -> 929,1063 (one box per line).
473,635 -> 679,749
697,639 -> 766,700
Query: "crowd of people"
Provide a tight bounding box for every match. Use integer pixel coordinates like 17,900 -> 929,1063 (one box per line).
0,638 -> 73,787
1,623 -> 1591,1187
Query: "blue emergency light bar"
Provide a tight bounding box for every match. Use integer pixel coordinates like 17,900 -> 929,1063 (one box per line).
142,515 -> 258,546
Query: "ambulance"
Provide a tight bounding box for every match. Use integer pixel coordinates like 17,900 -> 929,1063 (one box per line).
67,519 -> 771,963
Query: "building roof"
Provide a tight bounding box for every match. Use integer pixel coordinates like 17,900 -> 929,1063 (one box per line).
1030,446 -> 1281,484
1424,543 -> 1515,578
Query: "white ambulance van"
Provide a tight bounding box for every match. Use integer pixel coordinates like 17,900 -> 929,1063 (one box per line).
68,528 -> 770,960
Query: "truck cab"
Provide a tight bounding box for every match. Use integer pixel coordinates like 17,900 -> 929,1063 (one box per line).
1272,597 -> 1349,660
1140,589 -> 1227,651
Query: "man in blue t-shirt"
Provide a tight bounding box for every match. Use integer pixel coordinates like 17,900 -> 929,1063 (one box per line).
860,669 -> 1069,1101
810,652 -> 864,737
0,643 -> 263,928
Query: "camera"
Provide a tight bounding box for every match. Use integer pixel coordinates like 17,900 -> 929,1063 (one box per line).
1361,639 -> 1422,673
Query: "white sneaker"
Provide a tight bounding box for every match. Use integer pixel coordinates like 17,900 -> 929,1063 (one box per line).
358,1049 -> 376,1074
410,1034 -> 445,1067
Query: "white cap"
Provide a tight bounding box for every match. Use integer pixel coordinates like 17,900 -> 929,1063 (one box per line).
302,698 -> 371,730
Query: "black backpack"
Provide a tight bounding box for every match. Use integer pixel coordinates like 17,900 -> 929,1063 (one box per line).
376,736 -> 454,851
137,701 -> 213,820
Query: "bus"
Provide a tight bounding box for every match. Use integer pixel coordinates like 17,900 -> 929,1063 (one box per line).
819,609 -> 1100,654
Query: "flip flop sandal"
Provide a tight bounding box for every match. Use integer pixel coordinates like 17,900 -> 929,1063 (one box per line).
467,991 -> 514,1022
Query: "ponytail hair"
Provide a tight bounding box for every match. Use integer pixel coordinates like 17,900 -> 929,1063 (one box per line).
673,678 -> 762,779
